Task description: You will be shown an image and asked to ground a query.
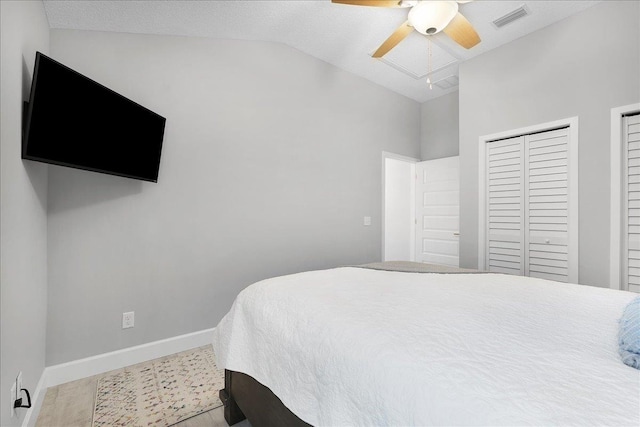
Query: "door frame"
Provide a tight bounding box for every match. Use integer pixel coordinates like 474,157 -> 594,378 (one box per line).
381,151 -> 419,262
477,117 -> 579,280
609,103 -> 640,290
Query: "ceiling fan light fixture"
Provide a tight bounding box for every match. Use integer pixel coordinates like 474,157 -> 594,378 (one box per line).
408,1 -> 459,35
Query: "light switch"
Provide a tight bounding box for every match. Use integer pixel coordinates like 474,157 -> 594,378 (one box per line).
363,216 -> 371,226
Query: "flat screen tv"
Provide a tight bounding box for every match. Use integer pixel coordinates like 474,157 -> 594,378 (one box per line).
23,52 -> 166,182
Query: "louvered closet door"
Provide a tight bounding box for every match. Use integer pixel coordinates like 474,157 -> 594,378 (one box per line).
486,136 -> 525,275
525,128 -> 570,282
624,114 -> 640,292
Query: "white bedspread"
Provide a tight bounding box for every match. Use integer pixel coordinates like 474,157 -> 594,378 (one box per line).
213,267 -> 640,426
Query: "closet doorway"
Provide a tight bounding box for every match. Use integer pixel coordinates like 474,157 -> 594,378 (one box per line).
478,117 -> 579,283
382,153 -> 460,266
382,153 -> 417,262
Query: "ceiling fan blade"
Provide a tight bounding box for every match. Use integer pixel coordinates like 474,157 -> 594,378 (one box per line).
372,21 -> 413,58
331,0 -> 404,8
442,12 -> 480,49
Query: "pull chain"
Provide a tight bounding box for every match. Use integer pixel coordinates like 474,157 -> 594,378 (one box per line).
426,38 -> 433,90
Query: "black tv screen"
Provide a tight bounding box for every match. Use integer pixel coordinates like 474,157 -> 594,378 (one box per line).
23,52 -> 166,182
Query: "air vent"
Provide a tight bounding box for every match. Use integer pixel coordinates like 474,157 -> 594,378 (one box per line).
492,5 -> 529,29
434,75 -> 459,90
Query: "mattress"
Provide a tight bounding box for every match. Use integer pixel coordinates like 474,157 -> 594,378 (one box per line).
213,267 -> 640,426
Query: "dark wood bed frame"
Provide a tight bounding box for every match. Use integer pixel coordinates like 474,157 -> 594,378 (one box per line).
219,370 -> 311,427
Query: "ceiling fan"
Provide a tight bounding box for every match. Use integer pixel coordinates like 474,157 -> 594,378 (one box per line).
332,0 -> 481,58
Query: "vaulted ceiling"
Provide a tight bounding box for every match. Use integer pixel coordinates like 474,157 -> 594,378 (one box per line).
43,1 -> 600,103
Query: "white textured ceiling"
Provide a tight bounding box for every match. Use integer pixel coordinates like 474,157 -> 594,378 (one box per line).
43,0 -> 600,103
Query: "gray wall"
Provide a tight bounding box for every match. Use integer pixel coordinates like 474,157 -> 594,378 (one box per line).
47,30 -> 421,364
459,1 -> 640,287
420,91 -> 459,160
0,1 -> 50,425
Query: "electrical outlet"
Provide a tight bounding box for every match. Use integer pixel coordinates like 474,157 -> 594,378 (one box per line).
122,311 -> 135,329
10,382 -> 16,418
363,216 -> 372,226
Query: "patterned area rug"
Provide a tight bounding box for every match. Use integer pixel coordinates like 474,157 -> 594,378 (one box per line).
92,346 -> 224,427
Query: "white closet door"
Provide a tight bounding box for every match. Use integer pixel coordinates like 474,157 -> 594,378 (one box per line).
526,128 -> 571,282
624,114 -> 640,292
415,156 -> 460,267
486,136 -> 525,275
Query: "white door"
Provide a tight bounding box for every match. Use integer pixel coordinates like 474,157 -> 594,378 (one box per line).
623,113 -> 640,292
482,125 -> 578,282
526,128 -> 572,282
415,156 -> 460,266
486,136 -> 525,275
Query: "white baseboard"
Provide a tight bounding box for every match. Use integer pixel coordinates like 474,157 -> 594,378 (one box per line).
22,327 -> 216,427
21,371 -> 46,427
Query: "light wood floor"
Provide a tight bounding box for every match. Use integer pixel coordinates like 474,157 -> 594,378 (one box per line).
36,347 -> 251,427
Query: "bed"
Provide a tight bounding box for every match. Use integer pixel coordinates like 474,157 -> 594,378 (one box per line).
213,262 -> 640,426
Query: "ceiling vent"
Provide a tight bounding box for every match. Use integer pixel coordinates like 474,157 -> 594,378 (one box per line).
492,5 -> 530,29
434,75 -> 459,90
